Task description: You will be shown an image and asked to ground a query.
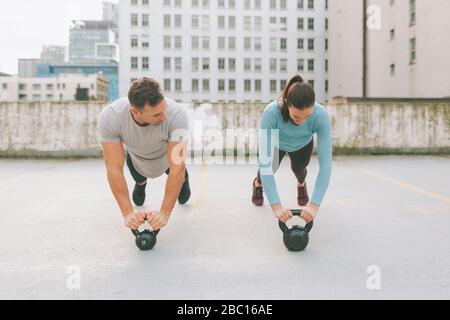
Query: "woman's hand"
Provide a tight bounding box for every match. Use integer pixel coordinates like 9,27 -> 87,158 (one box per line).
301,203 -> 319,223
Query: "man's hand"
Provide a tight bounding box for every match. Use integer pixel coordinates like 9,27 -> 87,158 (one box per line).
271,204 -> 293,223
301,203 -> 319,223
124,211 -> 146,230
146,211 -> 170,230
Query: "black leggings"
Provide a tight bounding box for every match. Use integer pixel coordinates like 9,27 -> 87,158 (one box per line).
257,139 -> 314,184
126,152 -> 187,183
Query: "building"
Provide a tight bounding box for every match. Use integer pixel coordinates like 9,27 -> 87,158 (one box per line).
103,1 -> 119,26
119,0 -> 329,103
0,73 -> 18,102
18,59 -> 41,78
70,20 -> 119,62
329,0 -> 450,99
41,45 -> 66,64
35,62 -> 118,101
0,74 -> 109,102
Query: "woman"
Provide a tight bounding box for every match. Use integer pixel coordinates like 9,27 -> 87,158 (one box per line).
252,74 -> 332,224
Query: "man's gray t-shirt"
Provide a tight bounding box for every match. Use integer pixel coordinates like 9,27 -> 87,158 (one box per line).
98,97 -> 189,178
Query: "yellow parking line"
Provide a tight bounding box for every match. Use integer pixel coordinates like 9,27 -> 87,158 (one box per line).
339,160 -> 450,205
192,157 -> 208,208
0,160 -> 78,188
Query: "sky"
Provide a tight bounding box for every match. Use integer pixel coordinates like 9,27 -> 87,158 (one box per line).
0,0 -> 117,74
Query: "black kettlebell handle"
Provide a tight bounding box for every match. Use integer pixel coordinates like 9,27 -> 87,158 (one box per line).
131,217 -> 160,238
278,209 -> 314,234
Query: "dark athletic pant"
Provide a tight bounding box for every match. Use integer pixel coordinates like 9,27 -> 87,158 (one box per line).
126,152 -> 188,183
256,139 -> 314,185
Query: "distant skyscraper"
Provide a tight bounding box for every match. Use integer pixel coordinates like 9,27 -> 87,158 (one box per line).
18,59 -> 41,78
69,20 -> 118,63
41,45 -> 66,64
103,1 -> 119,25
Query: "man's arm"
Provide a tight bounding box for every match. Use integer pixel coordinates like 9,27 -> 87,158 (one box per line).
102,142 -> 144,229
160,141 -> 187,216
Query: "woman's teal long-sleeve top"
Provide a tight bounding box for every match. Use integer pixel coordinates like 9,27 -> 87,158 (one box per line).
258,100 -> 332,206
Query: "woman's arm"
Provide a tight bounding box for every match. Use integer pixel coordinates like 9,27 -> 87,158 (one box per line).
310,110 -> 333,206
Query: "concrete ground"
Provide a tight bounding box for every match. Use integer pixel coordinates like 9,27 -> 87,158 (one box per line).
0,155 -> 449,300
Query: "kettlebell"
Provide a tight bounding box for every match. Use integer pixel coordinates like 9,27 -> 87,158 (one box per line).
131,219 -> 160,251
278,209 -> 313,252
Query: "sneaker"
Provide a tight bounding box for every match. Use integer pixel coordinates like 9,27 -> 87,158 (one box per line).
178,171 -> 191,205
133,182 -> 147,206
252,178 -> 264,206
297,182 -> 309,206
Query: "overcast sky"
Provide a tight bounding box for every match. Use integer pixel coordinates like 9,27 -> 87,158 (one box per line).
0,0 -> 117,74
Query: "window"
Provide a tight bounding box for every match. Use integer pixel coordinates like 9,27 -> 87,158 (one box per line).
175,57 -> 182,71
298,0 -> 304,9
202,15 -> 210,30
131,14 -> 138,26
202,58 -> 210,70
175,79 -> 182,91
270,37 -> 277,51
308,38 -> 314,50
192,58 -> 199,71
308,18 -> 314,30
244,79 -> 251,92
297,38 -> 304,50
131,37 -> 138,48
270,80 -> 277,92
163,0 -> 170,6
192,15 -> 199,29
280,80 -> 287,91
298,59 -> 305,71
142,14 -> 149,26
164,36 -> 171,49
297,18 -> 304,30
254,58 -> 262,72
202,36 -> 210,50
142,57 -> 149,70
390,29 -> 395,41
308,0 -> 314,9
410,38 -> 416,64
255,0 -> 261,9
228,37 -> 236,50
218,58 -> 226,71
46,84 -> 53,90
280,59 -> 287,72
280,0 -> 287,10
164,57 -> 171,71
229,79 -> 236,92
164,15 -> 171,28
270,59 -> 277,72
19,83 -> 26,90
164,79 -> 171,91
244,0 -> 251,9
228,16 -> 236,29
228,58 -> 236,71
2,83 -> 7,90
175,36 -> 182,49
244,16 -> 252,30
202,79 -> 210,92
254,17 -> 262,31
308,59 -> 314,71
409,0 -> 416,25
218,16 -> 225,29
244,58 -> 252,72
131,57 -> 138,69
175,0 -> 181,7
390,64 -> 395,76
218,37 -> 226,50
280,17 -> 287,31
270,0 -> 276,10
192,79 -> 199,92
280,38 -> 287,51
244,37 -> 251,50
254,37 -> 262,51
255,79 -> 261,92
192,36 -> 199,50
218,79 -> 225,92
229,0 -> 235,9
175,15 -> 182,28
192,0 -> 199,7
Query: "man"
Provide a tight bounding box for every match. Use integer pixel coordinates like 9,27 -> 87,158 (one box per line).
98,77 -> 191,232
